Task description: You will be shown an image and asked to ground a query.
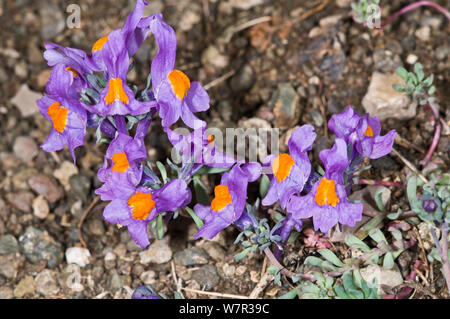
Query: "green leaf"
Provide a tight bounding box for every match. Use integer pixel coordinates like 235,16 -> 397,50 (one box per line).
304,256 -> 324,267
156,214 -> 164,240
383,252 -> 395,269
345,234 -> 371,252
318,249 -> 345,267
428,86 -> 436,95
259,174 -> 271,198
423,74 -> 434,87
193,176 -> 211,205
408,72 -> 418,86
194,166 -> 230,175
396,67 -> 408,82
414,63 -> 424,81
278,287 -> 299,299
368,229 -> 388,245
407,175 -> 421,212
185,207 -> 204,229
392,84 -> 405,93
234,247 -> 252,261
374,187 -> 388,212
156,161 -> 167,183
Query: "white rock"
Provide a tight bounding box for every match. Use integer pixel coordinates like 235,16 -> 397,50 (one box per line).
10,84 -> 41,118
13,136 -> 39,162
362,72 -> 417,121
418,222 -> 440,251
201,45 -> 229,70
140,271 -> 156,285
53,161 -> 79,191
179,10 -> 201,32
406,54 -> 418,65
319,14 -> 343,28
415,26 -> 431,41
336,0 -> 352,8
65,247 -> 91,267
360,264 -> 403,294
32,195 -> 50,219
139,239 -> 172,265
228,0 -> 264,10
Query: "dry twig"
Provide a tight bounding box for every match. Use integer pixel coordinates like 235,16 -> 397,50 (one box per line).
78,196 -> 101,248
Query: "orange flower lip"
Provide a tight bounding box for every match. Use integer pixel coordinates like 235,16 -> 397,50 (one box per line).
105,78 -> 129,105
364,125 -> 374,137
112,152 -> 129,173
92,35 -> 109,52
211,185 -> 232,212
314,178 -> 340,207
65,67 -> 78,77
168,70 -> 191,100
272,154 -> 295,182
128,192 -> 156,221
48,102 -> 68,133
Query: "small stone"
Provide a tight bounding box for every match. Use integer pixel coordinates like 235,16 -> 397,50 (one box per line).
415,26 -> 431,41
53,161 -> 79,191
39,4 -> 65,40
14,60 -> 28,79
28,174 -> 64,204
19,226 -> 63,269
14,276 -> 35,298
250,270 -> 260,283
418,222 -> 440,251
104,252 -> 117,270
406,54 -> 418,65
222,263 -> 236,277
192,265 -> 220,290
65,247 -> 91,267
140,270 -> 156,285
201,241 -> 226,262
12,168 -> 39,191
174,247 -> 209,267
435,45 -> 449,61
0,287 -> 13,299
0,235 -> 19,255
362,72 -> 417,121
319,14 -> 342,28
360,264 -> 403,294
13,136 -> 38,162
269,83 -> 300,130
10,84 -> 41,118
230,64 -> 254,92
37,70 -> 51,88
201,45 -> 229,70
179,10 -> 201,31
310,109 -> 324,127
228,0 -> 264,10
336,0 -> 351,8
88,219 -> 105,236
139,239 -> 172,265
69,174 -> 91,201
0,255 -> 19,278
5,192 -> 34,213
107,271 -> 124,291
35,270 -> 60,296
32,195 -> 50,219
236,265 -> 247,276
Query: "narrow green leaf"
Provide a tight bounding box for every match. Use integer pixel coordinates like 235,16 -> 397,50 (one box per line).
259,174 -> 270,198
185,207 -> 204,229
396,67 -> 408,81
156,161 -> 167,183
318,249 -> 345,267
345,234 -> 371,252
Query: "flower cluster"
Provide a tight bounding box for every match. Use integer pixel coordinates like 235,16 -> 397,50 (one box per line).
38,1 -> 396,253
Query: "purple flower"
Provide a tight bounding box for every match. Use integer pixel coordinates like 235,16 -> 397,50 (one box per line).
193,162 -> 261,239
103,179 -> 192,248
328,106 -> 396,160
95,132 -> 147,201
165,122 -> 236,169
149,14 -> 210,128
287,139 -> 363,234
84,30 -> 157,116
262,125 -> 316,209
88,0 -> 149,71
37,66 -> 87,162
132,285 -> 161,299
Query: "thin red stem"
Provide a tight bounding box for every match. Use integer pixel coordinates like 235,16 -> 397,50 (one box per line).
421,102 -> 441,167
356,179 -> 405,189
381,1 -> 450,29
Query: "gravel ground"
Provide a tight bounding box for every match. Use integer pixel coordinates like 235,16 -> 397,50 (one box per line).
0,0 -> 449,299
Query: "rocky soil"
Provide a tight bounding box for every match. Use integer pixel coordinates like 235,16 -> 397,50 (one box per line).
0,0 -> 448,299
